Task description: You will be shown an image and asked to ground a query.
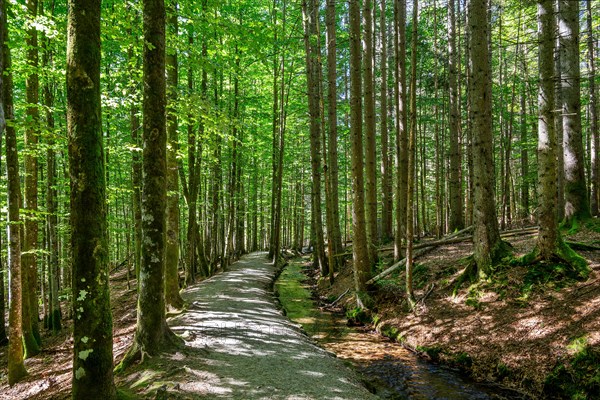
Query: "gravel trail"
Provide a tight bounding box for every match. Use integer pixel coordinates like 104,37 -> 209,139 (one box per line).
128,252 -> 377,399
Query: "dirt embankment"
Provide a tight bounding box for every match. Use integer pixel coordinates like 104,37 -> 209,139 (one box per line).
317,223 -> 600,399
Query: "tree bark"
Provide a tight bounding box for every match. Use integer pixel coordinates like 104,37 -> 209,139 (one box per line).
349,0 -> 370,305
302,0 -> 328,276
165,0 -> 183,310
379,0 -> 393,243
447,0 -> 463,232
364,0 -> 378,263
119,0 -> 180,369
468,0 -> 509,277
67,0 -> 116,395
2,0 -> 28,382
325,0 -> 343,273
587,0 -> 599,216
23,0 -> 42,356
559,0 -> 590,226
393,0 -> 408,261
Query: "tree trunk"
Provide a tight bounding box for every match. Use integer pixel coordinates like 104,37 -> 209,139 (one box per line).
302,0 -> 328,276
559,0 -> 590,226
2,0 -> 28,382
394,0 -> 408,261
23,0 -> 41,356
379,0 -> 393,243
42,17 -> 61,332
405,0 -> 418,307
468,0 -> 509,278
325,0 -> 343,273
364,0 -> 378,263
448,0 -> 463,232
119,0 -> 179,368
67,0 -> 116,395
587,0 -> 599,216
349,0 -> 370,305
165,0 -> 183,310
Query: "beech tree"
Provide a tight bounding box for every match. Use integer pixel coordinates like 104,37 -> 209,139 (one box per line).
67,0 -> 116,396
3,0 -> 28,384
119,0 -> 180,368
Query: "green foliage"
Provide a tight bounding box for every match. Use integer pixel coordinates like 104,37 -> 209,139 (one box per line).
544,339 -> 600,399
345,306 -> 371,326
416,345 -> 443,363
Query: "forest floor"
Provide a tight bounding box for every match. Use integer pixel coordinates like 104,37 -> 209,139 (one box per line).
317,220 -> 600,399
0,252 -> 376,399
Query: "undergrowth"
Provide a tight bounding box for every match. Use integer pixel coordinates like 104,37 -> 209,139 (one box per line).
544,337 -> 600,399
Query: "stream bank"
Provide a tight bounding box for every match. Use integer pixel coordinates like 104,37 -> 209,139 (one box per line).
275,259 -> 522,399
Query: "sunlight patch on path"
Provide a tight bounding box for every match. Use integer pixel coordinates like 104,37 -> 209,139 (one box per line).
124,252 -> 376,399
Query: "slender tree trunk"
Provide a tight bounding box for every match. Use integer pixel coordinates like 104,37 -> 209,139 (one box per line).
559,0 -> 590,225
364,0 -> 378,263
448,0 -> 463,232
269,0 -> 281,262
468,0 -> 509,278
520,84 -> 530,221
303,0 -> 328,276
42,21 -> 61,332
67,0 -> 116,395
587,0 -> 599,216
394,0 -> 408,261
325,0 -> 343,273
379,0 -> 392,242
405,0 -> 418,307
165,0 -> 183,310
2,0 -> 28,382
349,0 -> 370,305
23,0 -> 41,356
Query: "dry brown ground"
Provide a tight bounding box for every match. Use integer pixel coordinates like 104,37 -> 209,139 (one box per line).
319,224 -> 600,398
0,267 -> 138,399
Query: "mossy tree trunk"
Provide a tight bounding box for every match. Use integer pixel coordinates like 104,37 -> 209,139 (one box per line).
119,0 -> 180,368
468,0 -> 510,278
586,0 -> 599,217
165,0 -> 184,311
67,0 -> 116,396
558,0 -> 590,227
2,0 -> 28,382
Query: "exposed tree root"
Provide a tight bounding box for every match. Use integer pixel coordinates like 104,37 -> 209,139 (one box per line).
115,327 -> 185,374
518,241 -> 590,281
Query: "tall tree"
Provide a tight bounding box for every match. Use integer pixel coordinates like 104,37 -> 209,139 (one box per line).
349,0 -> 370,305
302,0 -> 328,276
379,0 -> 393,242
405,0 -> 418,307
519,0 -> 588,277
0,7 -> 5,341
3,0 -> 28,383
363,0 -> 378,263
325,0 -> 343,274
165,0 -> 184,310
119,0 -> 180,367
559,0 -> 590,226
23,0 -> 42,356
468,0 -> 510,278
67,0 -> 116,395
394,0 -> 408,261
447,0 -> 463,232
587,0 -> 599,216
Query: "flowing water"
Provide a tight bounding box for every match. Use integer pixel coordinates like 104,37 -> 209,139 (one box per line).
274,261 -> 528,400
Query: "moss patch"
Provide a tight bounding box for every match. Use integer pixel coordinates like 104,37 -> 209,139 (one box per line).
544,341 -> 600,399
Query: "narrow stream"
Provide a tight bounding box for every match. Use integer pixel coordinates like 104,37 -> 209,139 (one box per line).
274,260 -> 526,400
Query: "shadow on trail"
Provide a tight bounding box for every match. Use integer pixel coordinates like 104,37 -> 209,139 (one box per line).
120,252 -> 376,400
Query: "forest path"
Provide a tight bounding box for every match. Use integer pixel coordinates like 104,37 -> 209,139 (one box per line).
121,252 -> 376,399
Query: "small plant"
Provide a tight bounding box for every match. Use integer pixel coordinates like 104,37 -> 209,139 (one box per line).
416,345 -> 443,362
345,306 -> 370,326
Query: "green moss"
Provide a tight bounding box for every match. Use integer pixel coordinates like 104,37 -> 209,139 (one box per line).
379,324 -> 400,341
345,306 -> 371,325
416,345 -> 443,362
544,343 -> 600,399
449,352 -> 473,373
494,362 -> 511,380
